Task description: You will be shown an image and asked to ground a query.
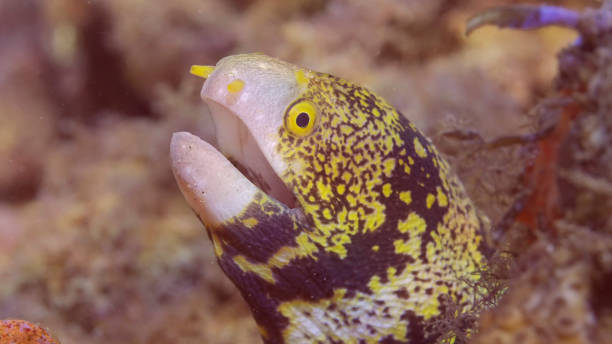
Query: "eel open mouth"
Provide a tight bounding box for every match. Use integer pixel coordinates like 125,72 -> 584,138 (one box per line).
171,57 -> 305,226
170,105 -> 297,226
202,99 -> 297,210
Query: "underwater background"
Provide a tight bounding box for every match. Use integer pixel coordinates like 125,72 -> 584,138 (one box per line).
1,0 -> 610,343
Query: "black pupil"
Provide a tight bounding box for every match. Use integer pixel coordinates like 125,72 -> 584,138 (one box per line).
296,112 -> 310,128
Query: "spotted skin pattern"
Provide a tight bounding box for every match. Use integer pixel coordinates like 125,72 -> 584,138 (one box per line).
198,64 -> 487,343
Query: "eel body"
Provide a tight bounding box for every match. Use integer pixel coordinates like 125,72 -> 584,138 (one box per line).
171,54 -> 488,343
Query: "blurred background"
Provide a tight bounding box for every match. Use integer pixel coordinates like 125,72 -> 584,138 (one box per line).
0,0 -> 593,343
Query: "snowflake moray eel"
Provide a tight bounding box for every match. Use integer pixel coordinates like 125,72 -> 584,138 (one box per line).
170,54 -> 489,343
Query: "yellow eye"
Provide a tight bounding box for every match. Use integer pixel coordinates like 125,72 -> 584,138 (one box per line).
285,100 -> 317,137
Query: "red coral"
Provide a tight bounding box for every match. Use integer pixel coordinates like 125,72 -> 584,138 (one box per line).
516,99 -> 582,232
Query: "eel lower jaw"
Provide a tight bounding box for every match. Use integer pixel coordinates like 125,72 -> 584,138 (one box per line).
170,130 -> 299,227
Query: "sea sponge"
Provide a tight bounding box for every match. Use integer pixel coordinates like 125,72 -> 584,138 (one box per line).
0,320 -> 59,344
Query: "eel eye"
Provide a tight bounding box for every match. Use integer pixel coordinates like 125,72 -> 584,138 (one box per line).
285,100 -> 317,137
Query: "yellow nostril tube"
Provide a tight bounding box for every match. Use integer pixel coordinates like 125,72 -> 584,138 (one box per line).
190,65 -> 215,79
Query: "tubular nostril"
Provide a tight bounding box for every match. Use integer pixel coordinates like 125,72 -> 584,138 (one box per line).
190,65 -> 215,79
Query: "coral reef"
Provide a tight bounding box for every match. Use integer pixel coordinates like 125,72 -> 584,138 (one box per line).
471,3 -> 612,343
